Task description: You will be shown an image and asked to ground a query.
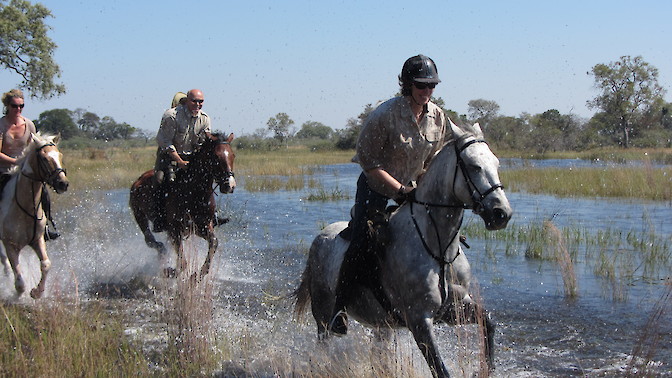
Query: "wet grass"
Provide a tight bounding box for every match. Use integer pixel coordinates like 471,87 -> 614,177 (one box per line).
463,213 -> 671,302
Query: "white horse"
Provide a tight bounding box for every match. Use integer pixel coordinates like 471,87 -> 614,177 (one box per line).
0,133 -> 69,298
294,122 -> 512,377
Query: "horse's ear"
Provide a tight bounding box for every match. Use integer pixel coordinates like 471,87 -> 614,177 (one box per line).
449,118 -> 464,140
53,133 -> 62,144
226,133 -> 234,143
471,123 -> 484,137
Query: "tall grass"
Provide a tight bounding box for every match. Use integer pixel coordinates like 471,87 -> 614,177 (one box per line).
159,242 -> 220,375
501,165 -> 672,201
0,297 -> 149,376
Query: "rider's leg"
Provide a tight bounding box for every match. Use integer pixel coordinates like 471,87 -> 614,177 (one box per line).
330,173 -> 388,335
41,188 -> 60,241
152,152 -> 170,233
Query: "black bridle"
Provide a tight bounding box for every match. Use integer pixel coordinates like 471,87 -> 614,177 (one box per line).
21,142 -> 67,189
410,138 -> 503,212
407,137 -> 504,311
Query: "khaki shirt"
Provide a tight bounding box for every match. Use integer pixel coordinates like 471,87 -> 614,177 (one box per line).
353,96 -> 449,197
0,116 -> 37,173
156,104 -> 211,154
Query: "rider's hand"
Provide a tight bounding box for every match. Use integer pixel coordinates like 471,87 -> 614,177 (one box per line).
176,159 -> 189,169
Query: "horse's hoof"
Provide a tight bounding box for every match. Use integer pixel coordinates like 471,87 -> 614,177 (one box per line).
30,288 -> 43,299
163,267 -> 177,278
215,216 -> 230,226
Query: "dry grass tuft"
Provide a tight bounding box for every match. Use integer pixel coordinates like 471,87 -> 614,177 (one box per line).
544,220 -> 578,298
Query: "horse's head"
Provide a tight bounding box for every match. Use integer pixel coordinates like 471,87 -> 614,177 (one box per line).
451,122 -> 512,230
30,133 -> 69,194
208,132 -> 236,194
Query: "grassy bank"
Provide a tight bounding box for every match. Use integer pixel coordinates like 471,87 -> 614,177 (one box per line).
60,145 -> 672,201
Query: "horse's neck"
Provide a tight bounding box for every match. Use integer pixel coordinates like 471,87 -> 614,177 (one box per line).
397,143 -> 464,249
414,143 -> 459,207
14,158 -> 44,211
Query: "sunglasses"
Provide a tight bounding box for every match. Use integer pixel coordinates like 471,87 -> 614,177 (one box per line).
414,82 -> 436,90
10,103 -> 25,109
190,99 -> 204,104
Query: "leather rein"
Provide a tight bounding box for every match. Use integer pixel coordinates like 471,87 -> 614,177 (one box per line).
407,138 -> 503,310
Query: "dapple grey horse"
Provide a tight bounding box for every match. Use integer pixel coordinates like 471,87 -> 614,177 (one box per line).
294,122 -> 512,377
0,133 -> 69,298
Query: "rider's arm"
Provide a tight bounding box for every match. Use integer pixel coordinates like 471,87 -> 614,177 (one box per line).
365,167 -> 414,199
0,137 -> 17,166
168,150 -> 188,169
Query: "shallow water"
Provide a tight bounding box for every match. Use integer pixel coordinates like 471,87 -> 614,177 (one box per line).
1,162 -> 671,377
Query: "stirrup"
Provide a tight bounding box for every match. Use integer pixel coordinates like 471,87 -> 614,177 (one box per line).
329,310 -> 348,336
45,229 -> 60,241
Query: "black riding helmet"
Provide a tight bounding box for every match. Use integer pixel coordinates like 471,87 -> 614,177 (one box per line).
400,54 -> 441,84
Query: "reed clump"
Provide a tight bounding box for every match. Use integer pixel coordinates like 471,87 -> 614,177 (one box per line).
543,220 -> 578,298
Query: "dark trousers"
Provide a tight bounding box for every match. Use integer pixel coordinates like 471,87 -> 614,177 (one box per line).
332,173 -> 390,316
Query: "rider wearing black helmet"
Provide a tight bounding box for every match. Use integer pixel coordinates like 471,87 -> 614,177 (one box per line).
329,54 -> 452,335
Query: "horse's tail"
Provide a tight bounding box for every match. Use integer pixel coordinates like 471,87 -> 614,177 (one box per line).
292,258 -> 312,321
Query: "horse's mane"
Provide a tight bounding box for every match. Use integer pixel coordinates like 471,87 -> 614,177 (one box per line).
9,132 -> 58,175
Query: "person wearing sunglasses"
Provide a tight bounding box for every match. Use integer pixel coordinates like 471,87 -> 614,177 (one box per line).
0,89 -> 60,240
152,88 -> 211,232
329,55 -> 452,335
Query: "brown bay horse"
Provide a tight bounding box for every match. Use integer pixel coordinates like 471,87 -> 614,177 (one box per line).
129,133 -> 235,278
0,133 -> 69,298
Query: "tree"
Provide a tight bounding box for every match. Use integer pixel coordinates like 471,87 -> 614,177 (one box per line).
295,121 -> 333,139
266,112 -> 294,145
34,108 -> 78,139
587,55 -> 666,148
77,111 -> 100,134
0,0 -> 65,99
468,99 -> 500,130
335,103 -> 374,150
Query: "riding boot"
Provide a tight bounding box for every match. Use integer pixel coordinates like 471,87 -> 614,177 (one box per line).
330,234 -> 368,335
41,188 -> 60,241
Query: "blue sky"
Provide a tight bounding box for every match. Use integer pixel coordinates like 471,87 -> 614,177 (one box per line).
3,0 -> 671,136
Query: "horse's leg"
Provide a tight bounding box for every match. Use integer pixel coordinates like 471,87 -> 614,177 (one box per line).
4,243 -> 26,295
407,315 -> 450,378
131,200 -> 166,255
198,226 -> 218,280
0,243 -> 10,276
29,243 -> 51,299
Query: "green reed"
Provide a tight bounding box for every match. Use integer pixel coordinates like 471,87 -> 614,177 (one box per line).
304,186 -> 352,201
463,215 -> 671,302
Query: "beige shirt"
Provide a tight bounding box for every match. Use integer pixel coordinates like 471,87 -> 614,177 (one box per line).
156,104 -> 211,154
0,116 -> 37,173
353,96 -> 449,197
